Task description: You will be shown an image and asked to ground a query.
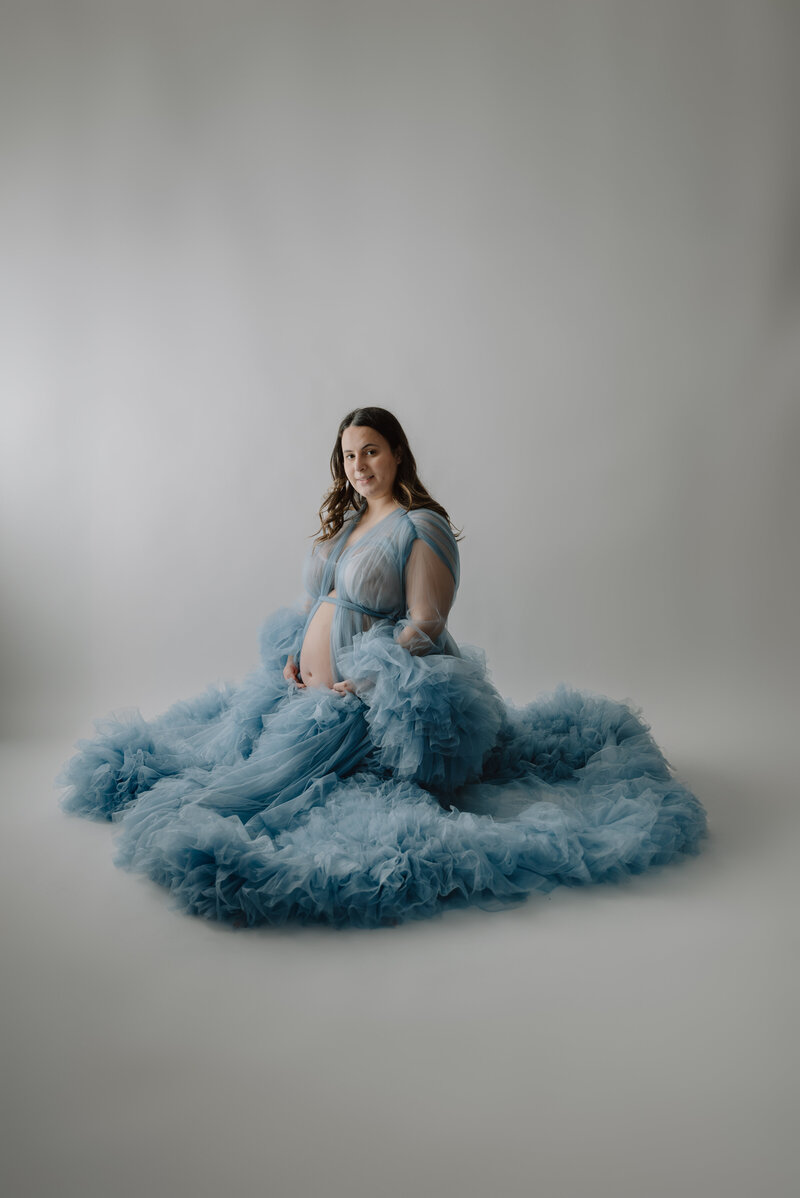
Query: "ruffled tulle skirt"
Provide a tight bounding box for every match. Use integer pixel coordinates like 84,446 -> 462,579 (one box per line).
56,610 -> 708,928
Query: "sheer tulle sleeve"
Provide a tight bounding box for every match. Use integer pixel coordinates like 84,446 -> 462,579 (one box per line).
258,592 -> 312,673
258,536 -> 325,673
393,507 -> 459,653
394,536 -> 456,654
335,509 -> 505,791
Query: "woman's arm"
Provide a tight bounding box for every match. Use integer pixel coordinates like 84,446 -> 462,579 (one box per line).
394,536 -> 456,654
259,592 -> 314,677
333,532 -> 456,692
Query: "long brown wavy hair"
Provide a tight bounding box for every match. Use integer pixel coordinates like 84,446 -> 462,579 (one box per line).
315,407 -> 461,544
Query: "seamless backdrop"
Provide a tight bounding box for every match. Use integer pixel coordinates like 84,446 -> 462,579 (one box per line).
0,6 -> 798,1198
1,0 -> 797,741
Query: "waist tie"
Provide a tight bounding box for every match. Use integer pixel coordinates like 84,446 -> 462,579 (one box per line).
319,594 -> 393,621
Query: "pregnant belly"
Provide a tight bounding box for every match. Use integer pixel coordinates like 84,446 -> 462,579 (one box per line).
299,595 -> 336,689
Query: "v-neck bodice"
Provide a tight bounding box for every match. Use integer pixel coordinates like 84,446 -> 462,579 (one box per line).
338,504 -> 404,553
319,506 -> 405,600
298,506 -> 461,682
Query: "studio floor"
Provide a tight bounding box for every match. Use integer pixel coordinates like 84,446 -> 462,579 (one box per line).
1,681 -> 796,1198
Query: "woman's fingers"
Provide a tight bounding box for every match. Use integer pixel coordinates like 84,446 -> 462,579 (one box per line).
283,661 -> 306,688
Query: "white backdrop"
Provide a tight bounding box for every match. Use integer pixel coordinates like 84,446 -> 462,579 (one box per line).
1,0 -> 797,740
3,8 -> 800,1198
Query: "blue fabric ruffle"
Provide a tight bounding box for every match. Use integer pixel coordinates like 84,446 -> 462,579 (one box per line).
56,614 -> 709,929
337,626 -> 506,791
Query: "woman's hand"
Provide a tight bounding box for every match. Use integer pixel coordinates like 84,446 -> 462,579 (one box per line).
283,655 -> 306,688
332,679 -> 357,695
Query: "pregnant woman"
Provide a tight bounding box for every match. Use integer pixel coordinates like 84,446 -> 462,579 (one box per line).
57,407 -> 708,928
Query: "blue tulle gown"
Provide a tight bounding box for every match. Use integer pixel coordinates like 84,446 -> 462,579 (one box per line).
56,506 -> 708,928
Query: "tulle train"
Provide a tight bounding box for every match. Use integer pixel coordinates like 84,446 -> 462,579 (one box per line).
56,617 -> 708,928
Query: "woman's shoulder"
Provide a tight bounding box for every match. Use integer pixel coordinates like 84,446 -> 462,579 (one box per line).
402,507 -> 460,578
403,507 -> 458,540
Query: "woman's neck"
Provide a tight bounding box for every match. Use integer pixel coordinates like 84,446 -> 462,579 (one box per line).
360,496 -> 401,522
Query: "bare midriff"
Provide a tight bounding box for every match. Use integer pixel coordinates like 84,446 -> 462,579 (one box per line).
299,590 -> 337,689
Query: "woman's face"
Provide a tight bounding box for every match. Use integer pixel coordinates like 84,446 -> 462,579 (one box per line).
341,425 -> 401,505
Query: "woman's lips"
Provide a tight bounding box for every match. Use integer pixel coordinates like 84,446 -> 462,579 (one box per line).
356,476 -> 374,484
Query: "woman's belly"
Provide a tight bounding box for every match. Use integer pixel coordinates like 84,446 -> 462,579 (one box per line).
299,594 -> 336,689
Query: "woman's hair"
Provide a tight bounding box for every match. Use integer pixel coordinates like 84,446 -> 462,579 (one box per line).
315,406 -> 461,543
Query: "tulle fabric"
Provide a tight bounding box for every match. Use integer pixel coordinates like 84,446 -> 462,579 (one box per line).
56,637 -> 708,928
56,506 -> 709,928
298,507 -> 462,681
336,629 -> 506,790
